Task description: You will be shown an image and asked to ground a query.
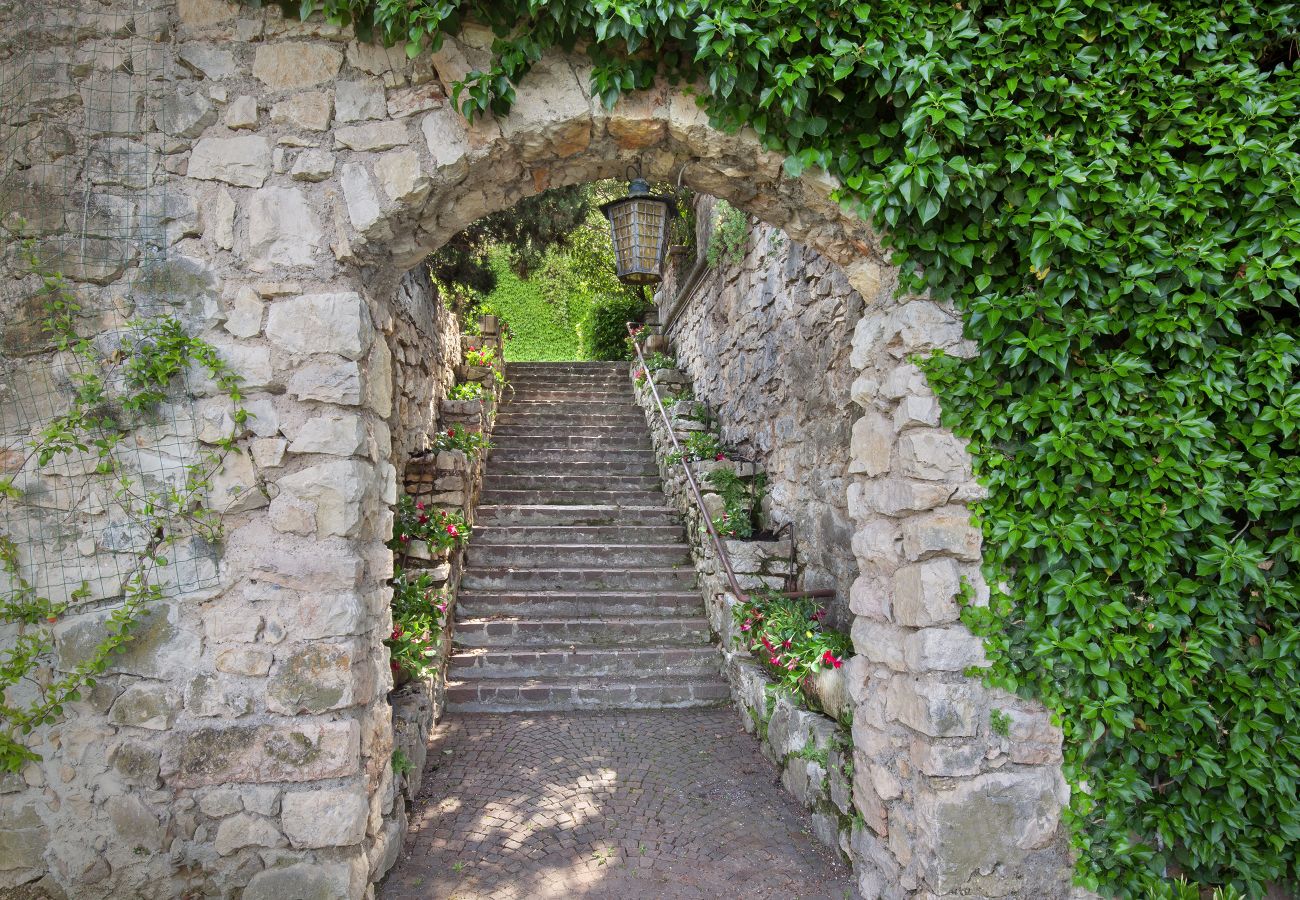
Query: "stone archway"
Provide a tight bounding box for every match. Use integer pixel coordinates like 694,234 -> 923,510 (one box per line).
0,2 -> 1073,898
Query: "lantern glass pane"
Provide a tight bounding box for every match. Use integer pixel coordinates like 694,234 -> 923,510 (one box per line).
604,196 -> 671,285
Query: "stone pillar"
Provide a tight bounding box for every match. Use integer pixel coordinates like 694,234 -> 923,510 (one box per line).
841,262 -> 1072,899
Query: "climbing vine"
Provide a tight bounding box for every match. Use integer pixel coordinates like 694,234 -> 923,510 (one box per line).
0,250 -> 247,773
241,1 -> 1300,895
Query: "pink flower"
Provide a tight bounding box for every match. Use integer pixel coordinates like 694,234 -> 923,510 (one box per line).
446,524 -> 460,537
769,656 -> 781,666
391,627 -> 403,639
785,659 -> 797,670
740,620 -> 751,632
437,602 -> 447,612
416,501 -> 426,511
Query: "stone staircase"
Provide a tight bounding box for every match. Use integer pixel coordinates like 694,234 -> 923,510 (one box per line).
446,361 -> 729,712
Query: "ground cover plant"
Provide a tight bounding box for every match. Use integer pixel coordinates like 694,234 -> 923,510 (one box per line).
246,2 -> 1300,894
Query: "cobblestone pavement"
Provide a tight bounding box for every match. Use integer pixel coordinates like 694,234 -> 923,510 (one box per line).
380,709 -> 854,900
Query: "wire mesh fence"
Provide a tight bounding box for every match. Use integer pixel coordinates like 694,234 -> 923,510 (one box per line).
0,0 -> 220,609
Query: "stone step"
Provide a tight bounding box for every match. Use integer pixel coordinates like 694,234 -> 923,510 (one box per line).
445,673 -> 730,712
454,615 -> 712,648
489,447 -> 656,465
493,412 -> 647,427
465,541 -> 691,568
473,524 -> 686,545
459,566 -> 697,592
507,362 -> 626,371
474,504 -> 681,527
502,400 -> 642,416
449,645 -> 721,678
490,431 -> 652,450
483,473 -> 662,492
486,457 -> 659,477
505,380 -> 631,391
507,390 -> 634,400
457,590 -> 705,618
478,489 -> 668,506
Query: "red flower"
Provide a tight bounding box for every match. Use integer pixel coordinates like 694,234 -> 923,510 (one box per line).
392,627 -> 403,639
760,635 -> 774,652
390,660 -> 399,671
446,524 -> 459,537
782,639 -> 792,649
416,501 -> 425,511
418,514 -> 430,524
399,534 -> 410,543
822,650 -> 843,669
714,453 -> 726,461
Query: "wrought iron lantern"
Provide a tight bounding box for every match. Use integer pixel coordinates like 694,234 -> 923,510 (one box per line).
600,171 -> 677,287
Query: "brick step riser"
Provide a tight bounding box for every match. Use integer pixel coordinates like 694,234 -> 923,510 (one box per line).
460,569 -> 696,592
453,619 -> 712,648
472,525 -> 686,545
465,544 -> 691,568
449,649 -> 721,678
474,506 -> 680,527
478,490 -> 668,506
446,691 -> 729,713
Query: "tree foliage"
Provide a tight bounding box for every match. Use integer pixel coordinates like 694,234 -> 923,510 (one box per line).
239,0 -> 1300,895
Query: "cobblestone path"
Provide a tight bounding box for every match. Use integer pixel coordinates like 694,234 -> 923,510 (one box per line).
379,710 -> 853,900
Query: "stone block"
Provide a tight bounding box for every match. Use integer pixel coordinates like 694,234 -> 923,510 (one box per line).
214,812 -> 284,856
266,293 -> 372,360
905,626 -> 986,672
243,861 -> 355,900
910,736 -> 986,777
276,459 -> 371,537
209,450 -> 267,513
855,477 -> 955,517
286,412 -> 366,457
895,430 -> 971,482
335,121 -> 409,152
159,85 -> 216,139
288,358 -> 363,405
247,186 -> 325,269
252,438 -> 288,469
198,788 -> 242,818
341,163 -> 387,239
781,756 -> 826,808
225,95 -> 258,129
280,783 -> 368,848
270,91 -> 333,131
162,719 -> 361,787
291,148 -> 335,181
215,646 -> 273,676
253,43 -> 343,90
374,150 -> 430,203
224,286 -> 263,338
335,79 -> 387,122
893,558 -> 961,627
886,676 -> 981,738
178,44 -> 238,80
901,509 -> 981,562
266,642 -> 357,714
894,395 -> 940,429
188,135 -> 271,187
108,681 -> 179,730
57,604 -> 200,680
912,769 -> 1066,892
851,620 -> 909,672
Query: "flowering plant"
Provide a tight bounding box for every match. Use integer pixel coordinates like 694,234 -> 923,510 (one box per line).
449,381 -> 486,401
465,346 -> 496,367
733,590 -> 851,703
664,430 -> 724,465
386,566 -> 448,679
633,367 -> 647,386
644,351 -> 677,371
389,494 -> 469,556
431,424 -> 491,459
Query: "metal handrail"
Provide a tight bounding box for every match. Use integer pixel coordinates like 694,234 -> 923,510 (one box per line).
626,323 -> 835,607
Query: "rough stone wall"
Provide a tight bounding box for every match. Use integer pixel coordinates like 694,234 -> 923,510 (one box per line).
659,194 -> 863,628
0,1 -> 1074,897
383,266 -> 459,464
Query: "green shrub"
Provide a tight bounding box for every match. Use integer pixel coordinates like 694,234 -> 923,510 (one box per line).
582,292 -> 651,361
